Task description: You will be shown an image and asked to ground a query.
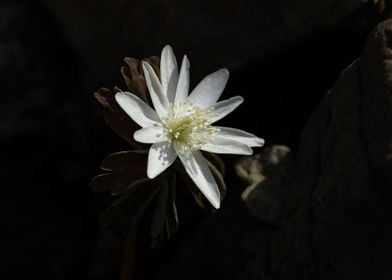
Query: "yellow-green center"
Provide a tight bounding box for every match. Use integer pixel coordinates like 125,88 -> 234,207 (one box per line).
167,116 -> 193,143
162,102 -> 217,149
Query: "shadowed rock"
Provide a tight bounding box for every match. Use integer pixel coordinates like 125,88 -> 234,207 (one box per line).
272,19 -> 392,280
237,145 -> 293,225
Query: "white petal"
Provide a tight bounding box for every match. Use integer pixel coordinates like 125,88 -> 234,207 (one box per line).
133,126 -> 166,144
174,142 -> 220,209
142,61 -> 169,118
200,136 -> 253,155
208,96 -> 243,123
160,45 -> 178,103
174,55 -> 190,105
188,68 -> 229,108
115,91 -> 161,128
214,127 -> 265,147
147,141 -> 177,178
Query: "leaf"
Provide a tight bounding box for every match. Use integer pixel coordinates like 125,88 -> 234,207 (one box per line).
130,187 -> 160,231
145,56 -> 160,77
100,150 -> 148,171
121,57 -> 148,102
150,172 -> 180,247
150,176 -> 169,239
92,54 -> 174,240
121,56 -> 160,104
166,173 -> 179,238
89,151 -> 148,195
101,178 -> 160,234
94,88 -> 143,148
94,56 -> 161,148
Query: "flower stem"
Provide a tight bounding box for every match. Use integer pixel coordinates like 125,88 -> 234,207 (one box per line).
121,227 -> 138,280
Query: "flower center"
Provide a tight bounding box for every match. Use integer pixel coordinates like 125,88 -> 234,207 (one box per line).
162,101 -> 217,150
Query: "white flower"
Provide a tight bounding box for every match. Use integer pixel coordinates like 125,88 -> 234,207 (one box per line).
115,45 -> 264,209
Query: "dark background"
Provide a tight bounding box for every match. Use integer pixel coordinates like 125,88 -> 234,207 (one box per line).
1,0 -> 389,279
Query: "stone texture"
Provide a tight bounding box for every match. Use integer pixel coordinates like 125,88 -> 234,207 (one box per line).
237,145 -> 293,225
271,19 -> 392,280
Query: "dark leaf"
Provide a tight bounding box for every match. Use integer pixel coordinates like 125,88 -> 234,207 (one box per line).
121,57 -> 148,102
150,176 -> 169,239
94,88 -> 142,148
166,173 -> 179,238
121,56 -> 160,105
145,56 -> 160,77
101,178 -> 160,234
113,86 -> 122,93
89,151 -> 148,195
130,187 -> 160,231
100,150 -> 147,171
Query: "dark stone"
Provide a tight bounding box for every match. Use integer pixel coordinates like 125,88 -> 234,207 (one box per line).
237,145 -> 293,225
271,19 -> 392,279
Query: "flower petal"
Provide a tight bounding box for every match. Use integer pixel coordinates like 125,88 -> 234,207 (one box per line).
174,142 -> 220,209
142,61 -> 169,118
208,96 -> 243,123
160,45 -> 178,103
188,68 -> 229,108
200,136 -> 253,155
147,141 -> 177,178
214,127 -> 265,147
174,55 -> 190,105
115,91 -> 161,128
133,126 -> 166,144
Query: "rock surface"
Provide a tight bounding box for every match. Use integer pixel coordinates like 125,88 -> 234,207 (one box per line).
237,145 -> 293,225
271,19 -> 392,279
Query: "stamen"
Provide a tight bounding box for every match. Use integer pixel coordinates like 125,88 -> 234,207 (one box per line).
162,99 -> 217,150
